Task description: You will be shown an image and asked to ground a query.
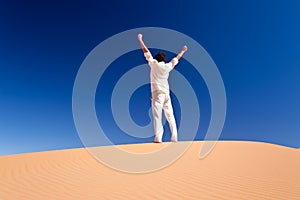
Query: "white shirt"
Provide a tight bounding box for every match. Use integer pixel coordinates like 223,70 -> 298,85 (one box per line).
144,52 -> 179,94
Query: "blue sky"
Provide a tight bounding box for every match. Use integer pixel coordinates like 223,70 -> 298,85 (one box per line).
0,0 -> 299,156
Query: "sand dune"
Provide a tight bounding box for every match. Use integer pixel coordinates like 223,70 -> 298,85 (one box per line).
0,141 -> 299,199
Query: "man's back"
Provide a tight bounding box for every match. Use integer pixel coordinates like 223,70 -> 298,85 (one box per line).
144,51 -> 178,94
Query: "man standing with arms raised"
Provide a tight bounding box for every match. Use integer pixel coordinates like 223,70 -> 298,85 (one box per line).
137,33 -> 188,143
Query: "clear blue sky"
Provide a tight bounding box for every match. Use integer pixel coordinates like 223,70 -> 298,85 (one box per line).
0,0 -> 299,156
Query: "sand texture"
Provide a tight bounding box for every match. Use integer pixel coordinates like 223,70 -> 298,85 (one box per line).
0,141 -> 299,199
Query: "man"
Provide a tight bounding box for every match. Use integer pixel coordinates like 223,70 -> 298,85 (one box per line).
137,33 -> 188,143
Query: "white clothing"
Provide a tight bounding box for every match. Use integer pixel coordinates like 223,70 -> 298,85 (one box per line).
144,52 -> 178,94
144,52 -> 179,142
152,92 -> 178,142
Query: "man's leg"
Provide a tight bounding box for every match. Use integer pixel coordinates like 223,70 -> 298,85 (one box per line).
152,93 -> 164,143
163,94 -> 178,142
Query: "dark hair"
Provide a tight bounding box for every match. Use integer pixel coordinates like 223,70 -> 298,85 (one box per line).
154,51 -> 166,62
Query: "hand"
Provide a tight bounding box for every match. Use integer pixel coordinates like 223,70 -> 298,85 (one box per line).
137,34 -> 143,41
182,45 -> 188,52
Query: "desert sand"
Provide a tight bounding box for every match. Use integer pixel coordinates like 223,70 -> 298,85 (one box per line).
0,141 -> 299,199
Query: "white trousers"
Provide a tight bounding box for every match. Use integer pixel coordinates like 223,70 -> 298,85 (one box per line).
152,92 -> 178,142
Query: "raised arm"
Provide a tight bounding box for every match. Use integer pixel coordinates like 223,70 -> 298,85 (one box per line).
176,45 -> 188,60
137,34 -> 150,53
169,45 -> 188,69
